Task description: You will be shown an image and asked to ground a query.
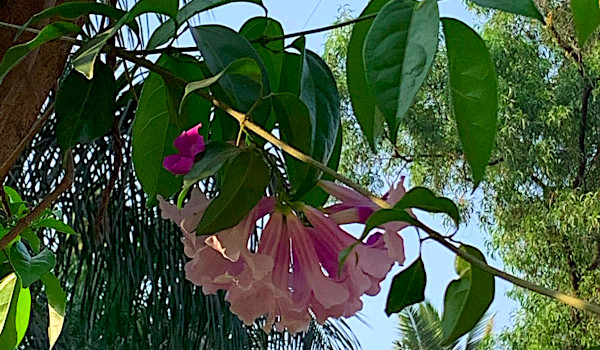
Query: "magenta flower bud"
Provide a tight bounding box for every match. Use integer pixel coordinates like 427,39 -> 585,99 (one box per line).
163,124 -> 205,175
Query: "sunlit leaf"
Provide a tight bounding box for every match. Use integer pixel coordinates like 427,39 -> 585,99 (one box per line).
442,18 -> 498,187
55,62 -> 116,150
347,0 -> 389,149
148,0 -> 265,49
441,245 -> 495,345
0,22 -> 82,84
364,0 -> 439,143
468,0 -> 544,22
132,53 -> 211,206
0,277 -> 30,350
196,151 -> 269,235
0,274 -> 17,335
386,258 -> 426,315
9,242 -> 56,288
571,0 -> 600,47
41,273 -> 66,349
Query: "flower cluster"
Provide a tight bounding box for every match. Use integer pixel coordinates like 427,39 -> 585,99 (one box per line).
159,179 -> 412,333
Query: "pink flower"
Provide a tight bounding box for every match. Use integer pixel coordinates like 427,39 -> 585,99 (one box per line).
159,187 -> 401,333
319,178 -> 412,264
163,124 -> 205,175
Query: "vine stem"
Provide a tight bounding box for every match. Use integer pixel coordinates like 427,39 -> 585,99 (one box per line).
110,48 -> 600,316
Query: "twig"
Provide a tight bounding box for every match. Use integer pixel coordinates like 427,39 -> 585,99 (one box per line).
0,152 -> 74,250
0,103 -> 55,181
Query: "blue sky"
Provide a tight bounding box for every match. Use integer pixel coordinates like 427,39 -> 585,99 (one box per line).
171,0 -> 519,348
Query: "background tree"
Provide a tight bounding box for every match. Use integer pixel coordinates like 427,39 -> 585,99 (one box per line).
324,1 -> 600,348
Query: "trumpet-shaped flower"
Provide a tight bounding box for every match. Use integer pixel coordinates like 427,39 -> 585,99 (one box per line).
163,124 -> 205,175
319,179 -> 412,264
159,185 -> 403,333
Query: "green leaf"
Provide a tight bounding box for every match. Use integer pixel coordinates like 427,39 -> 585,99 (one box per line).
362,209 -> 419,241
271,93 -> 313,195
16,1 -> 138,40
9,242 -> 56,288
0,276 -> 30,350
181,58 -> 263,108
385,258 -> 426,315
240,17 -> 284,92
147,0 -> 265,50
132,53 -> 211,206
442,18 -> 498,187
346,0 -> 389,149
0,22 -> 82,84
571,0 -> 600,47
468,0 -> 544,22
196,151 -> 269,235
0,274 -> 17,335
183,141 -> 241,185
20,229 -> 40,254
394,187 -> 460,226
34,218 -> 78,236
364,0 -> 439,144
190,25 -> 271,126
55,62 -> 116,150
2,187 -> 26,218
441,245 -> 495,345
73,0 -> 178,79
41,273 -> 66,349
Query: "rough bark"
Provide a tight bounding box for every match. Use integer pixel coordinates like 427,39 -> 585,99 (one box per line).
0,0 -> 73,172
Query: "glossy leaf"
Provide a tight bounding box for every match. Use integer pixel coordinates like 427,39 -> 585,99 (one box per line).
9,242 -> 56,288
271,93 -> 313,195
73,0 -> 178,79
364,0 -> 439,143
132,54 -> 210,206
34,218 -> 78,236
191,25 -> 271,126
196,151 -> 269,235
347,0 -> 390,149
41,273 -> 66,349
386,258 -> 426,315
147,0 -> 265,49
2,187 -> 27,218
240,17 -> 284,92
571,0 -> 600,47
20,229 -> 40,254
182,58 -> 262,107
395,187 -> 460,226
441,245 -> 495,345
55,62 -> 116,150
442,18 -> 498,187
469,0 -> 544,22
0,22 -> 82,84
16,1 -> 138,40
183,141 -> 241,186
0,274 -> 17,334
0,276 -> 30,350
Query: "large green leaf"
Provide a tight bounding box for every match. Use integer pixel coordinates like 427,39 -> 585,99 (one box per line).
441,245 -> 495,345
34,218 -> 78,236
468,0 -> 544,22
386,258 -> 426,315
132,53 -> 211,206
147,0 -> 265,49
55,62 -> 116,150
73,0 -> 178,78
346,0 -> 389,149
0,22 -> 82,84
240,17 -> 284,92
196,151 -> 270,235
0,276 -> 30,350
364,0 -> 439,144
41,273 -> 66,349
16,1 -> 138,39
191,25 -> 271,126
442,18 -> 498,187
183,141 -> 241,186
271,93 -> 313,195
0,274 -> 17,335
9,242 -> 56,288
571,0 -> 600,47
394,187 -> 460,226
